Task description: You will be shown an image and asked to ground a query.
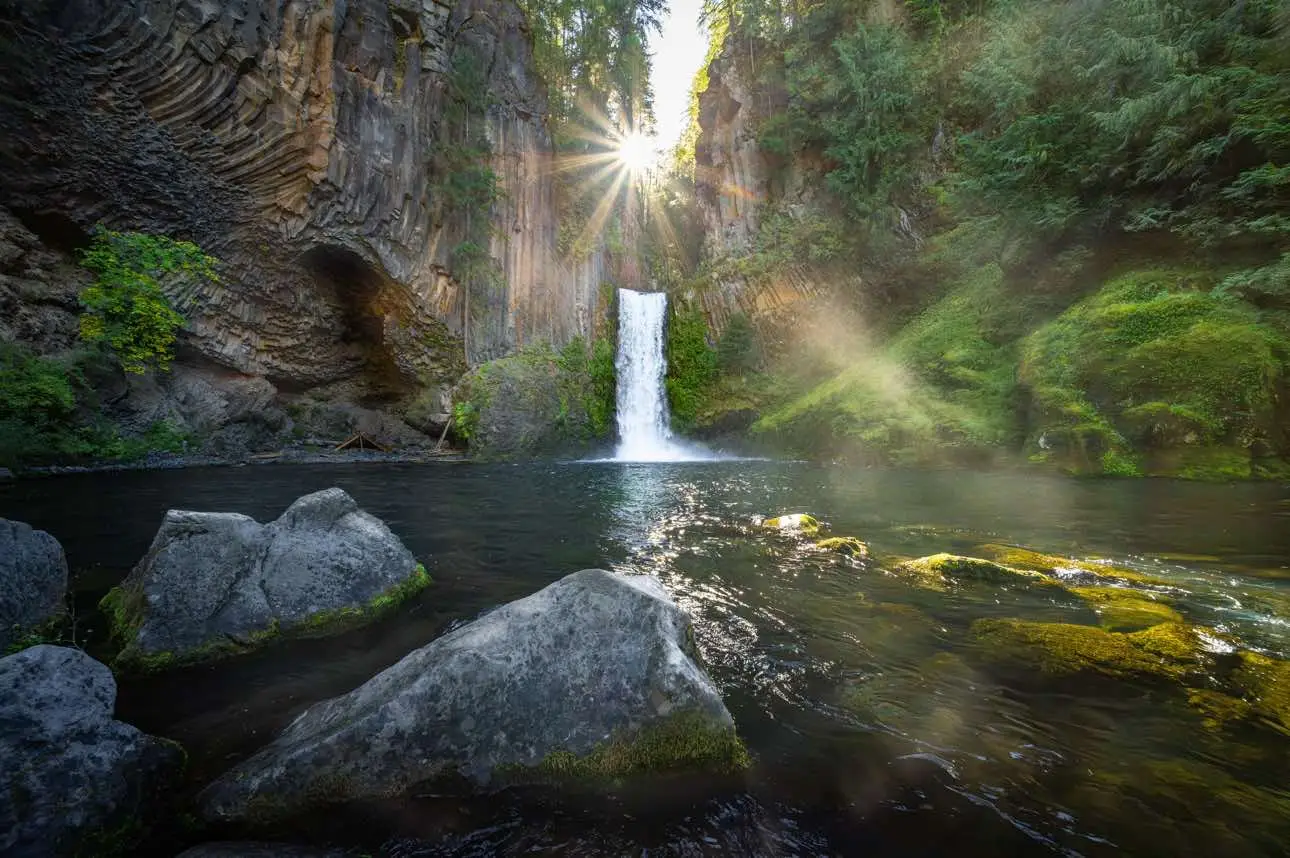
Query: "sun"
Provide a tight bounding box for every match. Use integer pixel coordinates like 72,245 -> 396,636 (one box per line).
615,131 -> 657,173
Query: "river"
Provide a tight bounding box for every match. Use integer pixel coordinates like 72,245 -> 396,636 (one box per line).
3,461 -> 1289,856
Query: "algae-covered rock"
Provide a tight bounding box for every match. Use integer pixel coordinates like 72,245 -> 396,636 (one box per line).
1068,586 -> 1183,631
975,543 -> 1170,587
0,645 -> 182,858
971,618 -> 1201,679
199,569 -> 746,822
816,536 -> 869,559
1232,651 -> 1290,733
103,488 -> 428,672
895,553 -> 1051,590
762,513 -> 821,535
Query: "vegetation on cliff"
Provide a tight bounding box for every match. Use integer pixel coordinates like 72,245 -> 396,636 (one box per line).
453,337 -> 616,457
0,229 -> 206,468
673,0 -> 1290,478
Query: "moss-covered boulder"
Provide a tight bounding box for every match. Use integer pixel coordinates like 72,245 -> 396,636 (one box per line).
971,618 -> 1202,680
1020,269 -> 1290,479
1068,586 -> 1183,631
895,553 -> 1052,590
102,489 -> 429,672
198,570 -> 747,822
1231,651 -> 1290,734
975,543 -> 1170,586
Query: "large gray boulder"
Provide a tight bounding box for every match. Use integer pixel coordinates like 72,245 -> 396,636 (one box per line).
102,488 -> 427,671
0,645 -> 182,858
199,569 -> 748,822
0,518 -> 68,650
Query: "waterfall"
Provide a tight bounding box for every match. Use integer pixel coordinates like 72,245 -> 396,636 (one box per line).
613,289 -> 708,462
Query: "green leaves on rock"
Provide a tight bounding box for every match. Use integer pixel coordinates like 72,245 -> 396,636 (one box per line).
77,228 -> 217,374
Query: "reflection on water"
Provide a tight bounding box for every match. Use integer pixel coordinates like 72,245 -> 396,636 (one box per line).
2,462 -> 1290,857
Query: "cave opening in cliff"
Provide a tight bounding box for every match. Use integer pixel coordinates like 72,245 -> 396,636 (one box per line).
11,208 -> 91,255
302,245 -> 413,404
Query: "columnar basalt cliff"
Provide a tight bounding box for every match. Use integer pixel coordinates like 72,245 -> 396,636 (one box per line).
0,0 -> 607,439
691,41 -> 820,333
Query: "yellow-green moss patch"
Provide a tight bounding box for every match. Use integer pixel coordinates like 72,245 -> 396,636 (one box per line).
1232,651 -> 1290,734
976,543 -> 1170,586
1069,586 -> 1183,631
1187,689 -> 1255,732
514,710 -> 751,783
816,536 -> 869,559
895,553 -> 1050,590
972,618 -> 1201,680
103,563 -> 431,673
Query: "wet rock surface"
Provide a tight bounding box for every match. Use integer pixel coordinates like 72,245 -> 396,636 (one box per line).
0,645 -> 181,858
199,569 -> 746,822
105,488 -> 423,670
0,518 -> 67,649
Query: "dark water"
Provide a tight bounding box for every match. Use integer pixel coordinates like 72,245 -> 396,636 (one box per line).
4,462 -> 1290,857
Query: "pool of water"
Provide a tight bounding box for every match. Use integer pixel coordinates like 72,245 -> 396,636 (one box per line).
3,461 -> 1290,856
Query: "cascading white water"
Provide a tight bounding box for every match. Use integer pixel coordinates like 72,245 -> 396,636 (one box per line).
613,289 -> 709,462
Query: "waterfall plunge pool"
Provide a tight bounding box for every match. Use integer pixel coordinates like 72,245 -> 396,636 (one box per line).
4,461 -> 1290,856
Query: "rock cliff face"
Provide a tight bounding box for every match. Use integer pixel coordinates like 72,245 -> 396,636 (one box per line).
0,0 -> 607,434
692,40 -> 820,333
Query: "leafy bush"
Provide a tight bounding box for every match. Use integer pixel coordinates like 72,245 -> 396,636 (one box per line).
78,228 -> 217,374
665,303 -> 717,430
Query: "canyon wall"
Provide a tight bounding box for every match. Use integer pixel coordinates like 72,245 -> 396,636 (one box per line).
0,0 -> 607,438
691,39 -> 821,333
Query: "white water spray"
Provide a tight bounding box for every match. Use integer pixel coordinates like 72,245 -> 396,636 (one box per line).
613,289 -> 713,462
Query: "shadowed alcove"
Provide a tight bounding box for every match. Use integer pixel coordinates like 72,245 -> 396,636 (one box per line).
301,245 -> 414,402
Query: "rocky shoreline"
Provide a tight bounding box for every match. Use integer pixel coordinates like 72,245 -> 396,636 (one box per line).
14,445 -> 467,478
0,492 -> 749,857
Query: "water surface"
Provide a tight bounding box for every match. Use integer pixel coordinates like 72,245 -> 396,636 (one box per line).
3,462 -> 1289,856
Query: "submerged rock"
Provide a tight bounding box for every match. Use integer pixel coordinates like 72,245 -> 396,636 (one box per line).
102,488 -> 428,672
895,553 -> 1052,590
1069,586 -> 1183,631
816,536 -> 869,559
199,569 -> 747,822
0,518 -> 68,650
974,543 -> 1170,587
0,645 -> 181,858
971,618 -> 1201,680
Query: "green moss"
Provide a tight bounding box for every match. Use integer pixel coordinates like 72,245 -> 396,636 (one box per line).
1232,651 -> 1290,734
1187,689 -> 1255,732
1148,446 -> 1252,481
895,553 -> 1049,590
1068,586 -> 1183,631
971,618 -> 1200,680
974,543 -> 1171,586
1022,269 -> 1290,475
816,536 -> 869,559
762,513 -> 821,535
294,563 -> 432,636
515,710 -> 750,783
106,564 -> 430,673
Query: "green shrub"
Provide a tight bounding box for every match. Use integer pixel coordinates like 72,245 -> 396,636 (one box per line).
78,228 -> 217,374
665,303 -> 717,431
